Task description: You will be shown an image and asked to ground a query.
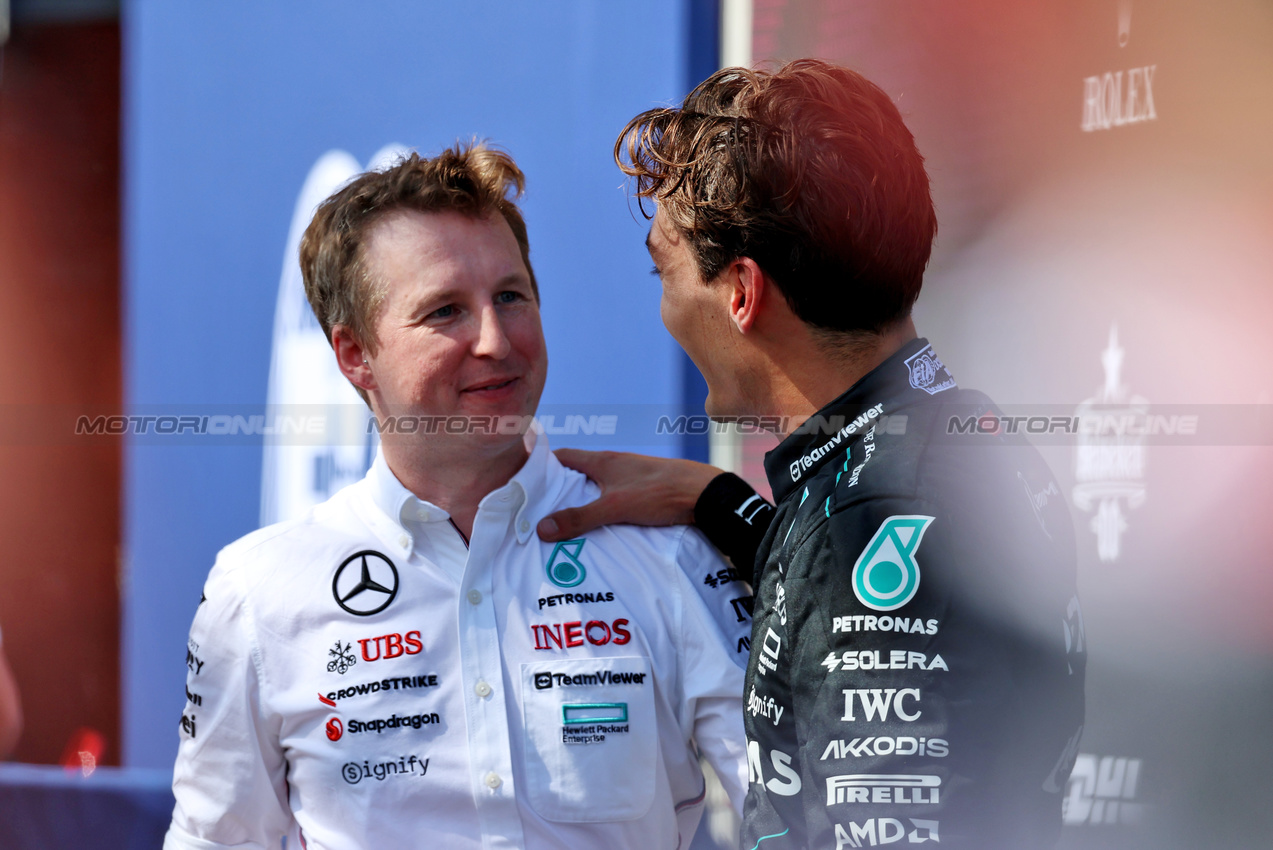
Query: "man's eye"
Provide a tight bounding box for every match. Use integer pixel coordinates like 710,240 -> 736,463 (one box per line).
496,291 -> 522,304
430,305 -> 455,319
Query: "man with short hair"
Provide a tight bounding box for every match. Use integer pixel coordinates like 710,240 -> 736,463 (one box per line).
164,144 -> 748,850
540,60 -> 1086,849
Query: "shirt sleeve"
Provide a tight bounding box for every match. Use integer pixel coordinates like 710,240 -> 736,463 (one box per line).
673,527 -> 750,814
693,473 -> 775,586
164,555 -> 294,850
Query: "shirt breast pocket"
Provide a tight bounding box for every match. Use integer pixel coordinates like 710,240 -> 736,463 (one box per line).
520,656 -> 657,822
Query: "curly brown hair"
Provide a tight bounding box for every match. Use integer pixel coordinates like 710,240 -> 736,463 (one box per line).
615,59 -> 936,335
300,142 -> 537,355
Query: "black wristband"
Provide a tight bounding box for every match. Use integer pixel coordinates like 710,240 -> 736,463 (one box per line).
693,472 -> 775,586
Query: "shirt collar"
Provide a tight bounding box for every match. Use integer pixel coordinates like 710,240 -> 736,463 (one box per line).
762,337 -> 957,504
366,425 -> 554,547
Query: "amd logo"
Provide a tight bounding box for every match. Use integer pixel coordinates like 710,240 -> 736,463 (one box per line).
834,818 -> 939,848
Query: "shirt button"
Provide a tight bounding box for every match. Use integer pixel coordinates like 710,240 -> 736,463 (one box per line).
485,772 -> 502,790
417,507 -> 430,521
475,680 -> 492,698
467,589 -> 483,605
519,520 -> 530,533
398,534 -> 410,548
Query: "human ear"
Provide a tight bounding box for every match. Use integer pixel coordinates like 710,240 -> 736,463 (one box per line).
728,257 -> 767,334
332,325 -> 377,391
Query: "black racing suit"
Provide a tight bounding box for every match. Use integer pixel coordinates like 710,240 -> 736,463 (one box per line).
694,338 -> 1085,850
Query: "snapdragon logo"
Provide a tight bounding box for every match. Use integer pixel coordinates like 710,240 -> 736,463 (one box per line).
347,712 -> 442,735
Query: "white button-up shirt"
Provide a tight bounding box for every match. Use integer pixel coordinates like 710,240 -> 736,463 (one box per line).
165,431 -> 750,850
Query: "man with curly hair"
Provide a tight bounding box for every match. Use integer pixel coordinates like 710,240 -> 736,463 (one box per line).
540,60 -> 1086,850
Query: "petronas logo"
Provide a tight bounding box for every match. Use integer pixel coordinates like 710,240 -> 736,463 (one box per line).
546,539 -> 587,588
852,516 -> 935,611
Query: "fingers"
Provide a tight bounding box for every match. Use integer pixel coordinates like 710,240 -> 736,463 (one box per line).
537,502 -> 611,542
551,448 -> 612,479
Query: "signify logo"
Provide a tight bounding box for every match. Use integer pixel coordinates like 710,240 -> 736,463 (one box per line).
341,755 -> 429,785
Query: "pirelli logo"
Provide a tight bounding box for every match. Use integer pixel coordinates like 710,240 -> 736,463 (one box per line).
827,774 -> 941,806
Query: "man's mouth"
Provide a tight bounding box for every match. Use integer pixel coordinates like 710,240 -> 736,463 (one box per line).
464,377 -> 518,394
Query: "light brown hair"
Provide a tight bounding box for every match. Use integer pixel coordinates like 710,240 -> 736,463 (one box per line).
300,142 -> 537,355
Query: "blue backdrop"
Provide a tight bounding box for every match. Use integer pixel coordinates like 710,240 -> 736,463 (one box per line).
123,0 -> 715,769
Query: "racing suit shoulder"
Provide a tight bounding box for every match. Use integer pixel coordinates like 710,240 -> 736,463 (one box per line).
745,387 -> 1083,850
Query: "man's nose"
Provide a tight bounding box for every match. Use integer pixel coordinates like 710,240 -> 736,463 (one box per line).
472,305 -> 512,359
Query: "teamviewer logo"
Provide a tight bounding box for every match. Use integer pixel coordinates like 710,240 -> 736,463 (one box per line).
534,672 -> 553,690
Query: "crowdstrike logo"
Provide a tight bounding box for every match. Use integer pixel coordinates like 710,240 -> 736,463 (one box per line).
320,673 -> 439,706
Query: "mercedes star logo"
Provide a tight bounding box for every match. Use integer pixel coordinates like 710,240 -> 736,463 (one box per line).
332,550 -> 399,616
